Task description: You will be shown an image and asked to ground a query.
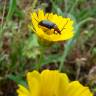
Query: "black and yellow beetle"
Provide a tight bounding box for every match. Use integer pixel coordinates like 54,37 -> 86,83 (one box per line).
32,13 -> 68,34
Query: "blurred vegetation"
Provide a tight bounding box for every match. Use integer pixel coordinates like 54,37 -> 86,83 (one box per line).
0,0 -> 96,96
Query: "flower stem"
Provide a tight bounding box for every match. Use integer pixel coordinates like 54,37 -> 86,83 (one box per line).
36,46 -> 45,70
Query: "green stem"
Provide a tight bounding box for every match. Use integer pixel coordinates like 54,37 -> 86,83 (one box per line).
36,46 -> 45,70
59,41 -> 72,71
69,0 -> 79,13
59,17 -> 94,72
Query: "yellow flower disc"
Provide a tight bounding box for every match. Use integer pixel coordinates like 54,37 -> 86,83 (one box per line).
30,9 -> 74,42
17,70 -> 93,96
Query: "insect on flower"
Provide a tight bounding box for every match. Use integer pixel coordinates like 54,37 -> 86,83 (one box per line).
32,12 -> 68,35
30,9 -> 74,42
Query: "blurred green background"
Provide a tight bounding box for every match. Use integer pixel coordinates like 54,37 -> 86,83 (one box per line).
0,0 -> 96,96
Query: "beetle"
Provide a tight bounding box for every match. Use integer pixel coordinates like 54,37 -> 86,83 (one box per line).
32,13 -> 68,34
38,20 -> 61,34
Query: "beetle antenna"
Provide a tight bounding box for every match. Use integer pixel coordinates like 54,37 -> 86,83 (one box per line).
34,17 -> 39,22
60,20 -> 68,32
31,11 -> 39,23
32,15 -> 39,23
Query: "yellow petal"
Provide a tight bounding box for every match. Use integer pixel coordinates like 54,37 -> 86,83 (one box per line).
64,81 -> 93,96
17,84 -> 29,96
27,70 -> 40,80
58,73 -> 69,96
38,9 -> 45,21
40,70 -> 60,96
27,71 -> 40,96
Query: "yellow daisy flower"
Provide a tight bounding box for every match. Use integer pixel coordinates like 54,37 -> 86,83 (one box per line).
30,9 -> 74,42
17,70 -> 93,96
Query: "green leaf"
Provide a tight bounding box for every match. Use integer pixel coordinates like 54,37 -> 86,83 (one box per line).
41,54 -> 61,66
7,74 -> 27,87
6,0 -> 16,20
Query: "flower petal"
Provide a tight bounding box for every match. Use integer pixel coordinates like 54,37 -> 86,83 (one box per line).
64,81 -> 93,96
58,73 -> 69,96
27,71 -> 40,96
40,70 -> 60,96
17,84 -> 29,96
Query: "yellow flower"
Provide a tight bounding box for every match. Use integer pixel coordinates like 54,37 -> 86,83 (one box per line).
30,9 -> 74,42
17,70 -> 93,96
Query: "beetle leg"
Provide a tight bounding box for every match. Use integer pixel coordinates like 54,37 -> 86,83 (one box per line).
60,20 -> 68,32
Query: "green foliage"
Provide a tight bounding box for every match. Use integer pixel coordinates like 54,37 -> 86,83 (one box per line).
23,34 -> 39,59
6,0 -> 17,21
7,74 -> 27,87
0,0 -> 96,95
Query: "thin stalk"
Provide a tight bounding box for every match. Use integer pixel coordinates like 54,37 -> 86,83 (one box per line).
64,0 -> 68,13
69,0 -> 79,13
36,46 -> 45,70
0,0 -> 7,35
59,17 -> 94,72
32,0 -> 38,9
59,39 -> 74,71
